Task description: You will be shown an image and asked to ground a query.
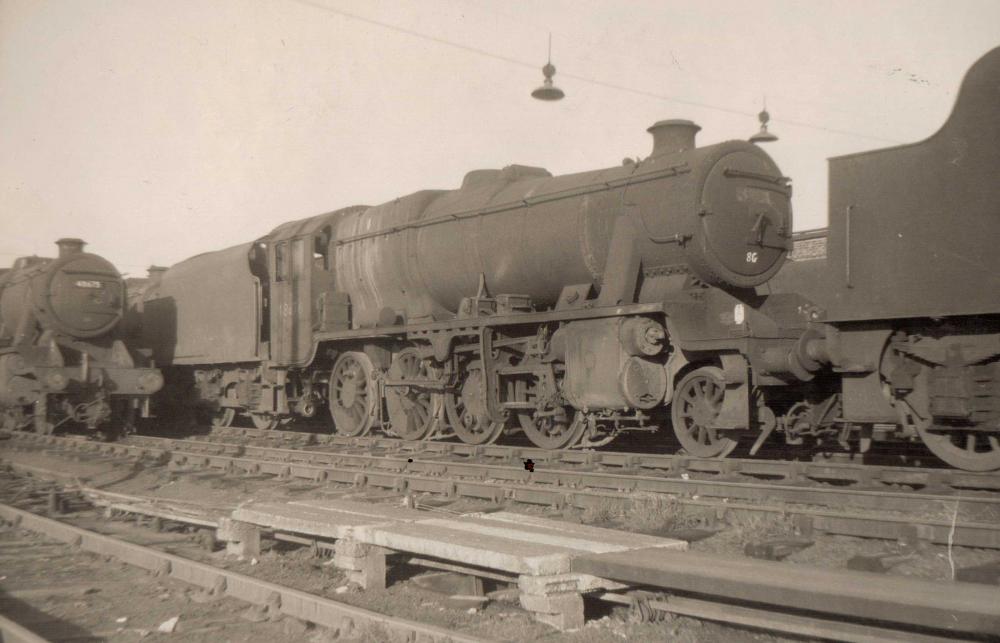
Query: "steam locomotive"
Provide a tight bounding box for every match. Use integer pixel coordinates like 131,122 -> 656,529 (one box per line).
137,46 -> 1000,471
140,118 -> 812,454
764,45 -> 1000,471
0,239 -> 163,435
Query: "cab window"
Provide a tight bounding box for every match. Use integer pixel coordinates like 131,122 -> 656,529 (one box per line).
275,242 -> 288,282
313,226 -> 332,271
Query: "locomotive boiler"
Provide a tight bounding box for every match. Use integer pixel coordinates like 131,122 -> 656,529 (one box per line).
334,119 -> 789,328
145,118 -> 813,455
0,239 -> 163,435
761,45 -> 1000,471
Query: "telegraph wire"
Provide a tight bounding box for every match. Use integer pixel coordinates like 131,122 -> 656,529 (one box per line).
289,0 -> 904,144
290,0 -> 538,71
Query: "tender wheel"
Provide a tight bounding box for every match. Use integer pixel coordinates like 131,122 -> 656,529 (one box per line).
385,348 -> 438,441
917,424 -> 1000,472
445,368 -> 504,445
1,407 -> 27,432
32,400 -> 54,435
248,412 -> 279,430
207,385 -> 238,428
328,351 -> 378,437
211,408 -> 236,428
671,366 -> 738,458
33,417 -> 55,435
891,368 -> 1000,472
112,401 -> 137,437
518,407 -> 585,450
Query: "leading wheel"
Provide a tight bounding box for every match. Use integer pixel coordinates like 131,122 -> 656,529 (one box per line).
385,348 -> 437,441
518,407 -> 584,450
671,366 -> 738,458
444,368 -> 505,445
328,351 -> 378,437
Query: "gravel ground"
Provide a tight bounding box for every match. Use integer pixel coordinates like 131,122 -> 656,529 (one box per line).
0,522 -> 305,642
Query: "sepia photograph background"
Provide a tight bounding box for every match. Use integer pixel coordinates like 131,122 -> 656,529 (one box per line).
1,0 -> 998,274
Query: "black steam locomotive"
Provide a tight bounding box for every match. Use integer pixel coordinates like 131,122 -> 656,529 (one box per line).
137,46 -> 999,471
141,117 -> 808,455
0,239 -> 163,436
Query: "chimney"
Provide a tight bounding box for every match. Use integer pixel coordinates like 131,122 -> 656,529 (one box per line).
55,238 -> 86,258
647,119 -> 701,158
147,265 -> 168,284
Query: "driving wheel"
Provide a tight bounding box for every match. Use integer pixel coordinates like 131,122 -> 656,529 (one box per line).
385,347 -> 437,441
445,368 -> 505,445
518,406 -> 584,449
328,351 -> 378,437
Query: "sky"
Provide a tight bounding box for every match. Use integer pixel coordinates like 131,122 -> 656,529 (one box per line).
1,0 -> 998,276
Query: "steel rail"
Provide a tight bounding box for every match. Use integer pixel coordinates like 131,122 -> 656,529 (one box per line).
18,430 -> 1000,520
0,502 -> 490,643
596,591 -> 970,643
117,434 -> 1000,518
6,432 -> 1000,549
577,549 -> 1000,638
201,425 -> 1000,492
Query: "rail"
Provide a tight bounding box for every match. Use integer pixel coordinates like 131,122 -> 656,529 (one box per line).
0,502 -> 488,643
5,431 -> 1000,549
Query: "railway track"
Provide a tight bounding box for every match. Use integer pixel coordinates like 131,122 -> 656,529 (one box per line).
0,474 -> 491,642
5,429 -> 1000,549
3,442 -> 999,641
200,425 -> 1000,493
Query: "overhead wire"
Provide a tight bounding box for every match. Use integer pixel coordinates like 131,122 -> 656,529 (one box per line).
289,0 -> 904,144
